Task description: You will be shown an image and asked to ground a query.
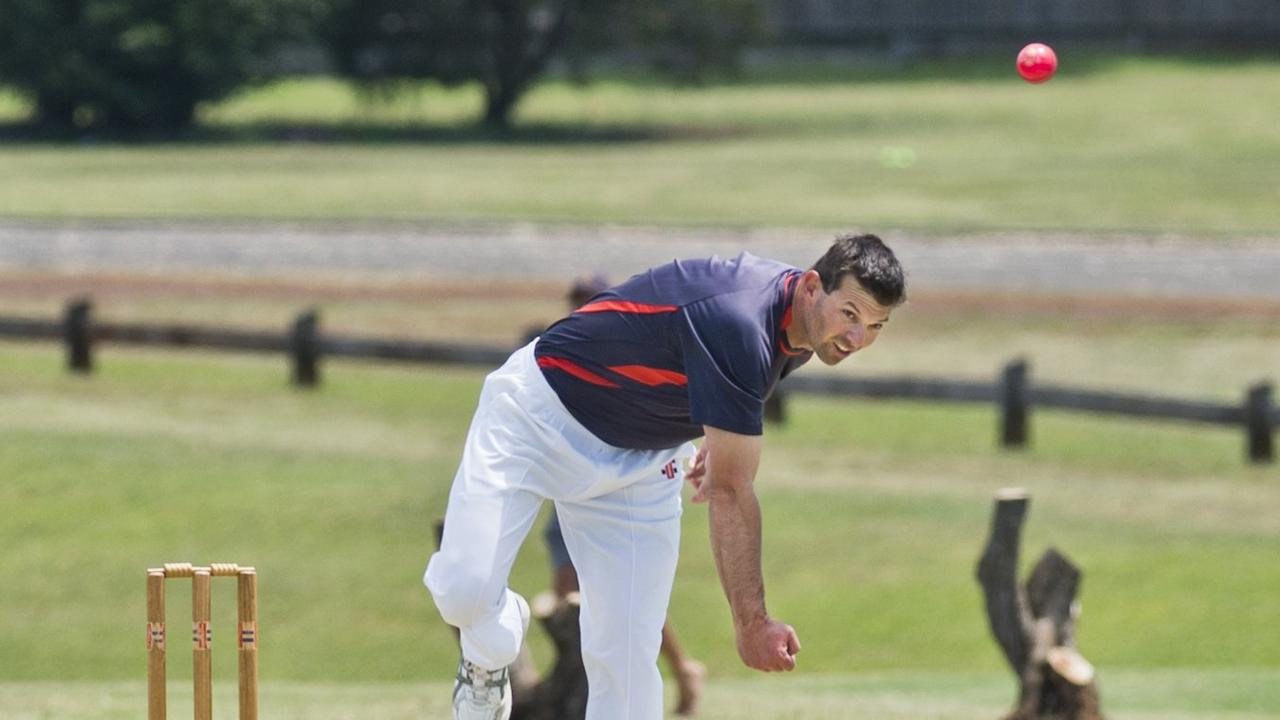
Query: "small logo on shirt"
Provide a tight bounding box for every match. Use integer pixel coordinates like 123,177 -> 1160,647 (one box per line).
661,460 -> 678,479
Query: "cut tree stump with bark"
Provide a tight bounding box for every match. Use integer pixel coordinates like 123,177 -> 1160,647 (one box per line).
975,488 -> 1105,720
434,520 -> 589,720
510,591 -> 588,720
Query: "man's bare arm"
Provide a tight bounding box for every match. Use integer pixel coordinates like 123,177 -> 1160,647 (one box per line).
693,426 -> 801,672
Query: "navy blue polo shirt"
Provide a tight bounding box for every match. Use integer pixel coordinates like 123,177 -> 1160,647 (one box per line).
534,252 -> 812,450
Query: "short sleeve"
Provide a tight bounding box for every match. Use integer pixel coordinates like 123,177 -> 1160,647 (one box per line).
678,302 -> 770,435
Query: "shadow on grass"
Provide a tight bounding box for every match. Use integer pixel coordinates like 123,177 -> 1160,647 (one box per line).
0,119 -> 748,146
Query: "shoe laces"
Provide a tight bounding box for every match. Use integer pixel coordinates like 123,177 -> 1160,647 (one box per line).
457,658 -> 509,696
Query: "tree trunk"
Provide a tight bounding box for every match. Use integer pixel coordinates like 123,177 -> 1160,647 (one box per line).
976,489 -> 1104,720
483,84 -> 521,128
510,592 -> 588,720
480,0 -> 571,128
35,93 -> 77,130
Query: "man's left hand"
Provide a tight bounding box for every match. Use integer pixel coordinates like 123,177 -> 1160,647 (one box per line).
685,445 -> 710,502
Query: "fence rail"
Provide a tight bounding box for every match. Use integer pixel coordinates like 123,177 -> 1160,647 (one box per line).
320,336 -> 511,367
1029,385 -> 1242,426
0,300 -> 1274,465
0,317 -> 61,340
100,322 -> 289,353
782,374 -> 997,403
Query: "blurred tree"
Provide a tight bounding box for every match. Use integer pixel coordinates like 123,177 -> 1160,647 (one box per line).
0,0 -> 309,132
321,0 -> 763,128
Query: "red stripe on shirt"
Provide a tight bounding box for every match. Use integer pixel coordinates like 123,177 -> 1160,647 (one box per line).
608,365 -> 689,387
778,339 -> 807,356
537,356 -> 620,388
576,300 -> 679,315
778,273 -> 807,356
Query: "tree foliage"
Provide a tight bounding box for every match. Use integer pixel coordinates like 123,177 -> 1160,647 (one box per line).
0,0 -> 763,132
321,0 -> 764,127
0,0 -> 301,132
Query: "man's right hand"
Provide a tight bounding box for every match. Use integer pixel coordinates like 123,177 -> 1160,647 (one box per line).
735,615 -> 801,672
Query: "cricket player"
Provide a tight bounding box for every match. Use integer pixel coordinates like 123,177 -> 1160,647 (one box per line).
426,233 -> 906,720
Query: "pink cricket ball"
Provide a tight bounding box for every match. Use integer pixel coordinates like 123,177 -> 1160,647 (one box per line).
1016,43 -> 1058,84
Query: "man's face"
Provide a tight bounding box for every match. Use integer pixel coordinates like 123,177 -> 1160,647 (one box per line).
803,274 -> 893,366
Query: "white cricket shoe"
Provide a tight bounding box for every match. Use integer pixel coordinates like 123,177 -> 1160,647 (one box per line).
452,659 -> 512,720
452,595 -> 531,720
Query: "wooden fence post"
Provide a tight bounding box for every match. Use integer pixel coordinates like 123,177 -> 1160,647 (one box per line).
764,391 -> 786,424
1245,382 -> 1274,464
1000,358 -> 1030,449
65,298 -> 93,374
290,309 -> 320,388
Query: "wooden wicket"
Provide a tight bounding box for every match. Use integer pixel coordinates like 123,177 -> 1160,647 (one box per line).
146,563 -> 260,720
146,570 -> 166,720
238,569 -> 259,720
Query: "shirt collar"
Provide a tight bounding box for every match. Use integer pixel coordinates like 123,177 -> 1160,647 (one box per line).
777,272 -> 808,357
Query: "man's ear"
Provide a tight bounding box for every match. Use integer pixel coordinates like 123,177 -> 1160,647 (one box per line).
800,269 -> 823,297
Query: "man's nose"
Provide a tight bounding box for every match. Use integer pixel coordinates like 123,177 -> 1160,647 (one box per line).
845,325 -> 865,349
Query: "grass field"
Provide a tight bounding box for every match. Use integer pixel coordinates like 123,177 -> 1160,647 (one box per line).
3,670 -> 1280,719
2,337 -> 1277,717
2,55 -> 1279,233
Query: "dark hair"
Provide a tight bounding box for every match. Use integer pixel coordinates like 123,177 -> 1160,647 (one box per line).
567,273 -> 610,308
810,233 -> 906,307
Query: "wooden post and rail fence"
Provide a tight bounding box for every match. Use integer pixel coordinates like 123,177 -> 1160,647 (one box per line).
0,298 -> 1274,465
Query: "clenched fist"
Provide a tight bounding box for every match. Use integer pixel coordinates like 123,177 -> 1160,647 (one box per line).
735,615 -> 801,672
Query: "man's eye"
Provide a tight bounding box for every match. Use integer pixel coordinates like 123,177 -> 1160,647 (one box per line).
843,310 -> 857,320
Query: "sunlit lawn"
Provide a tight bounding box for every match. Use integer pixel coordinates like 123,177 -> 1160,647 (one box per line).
2,56 -> 1279,233
1,342 -> 1276,681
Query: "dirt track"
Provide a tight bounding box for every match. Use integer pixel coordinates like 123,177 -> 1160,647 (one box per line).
2,219 -> 1279,302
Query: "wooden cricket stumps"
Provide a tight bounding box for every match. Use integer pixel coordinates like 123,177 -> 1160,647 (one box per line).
147,562 -> 259,720
975,489 -> 1104,720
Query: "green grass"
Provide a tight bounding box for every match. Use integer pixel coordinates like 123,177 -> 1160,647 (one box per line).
2,670 -> 1280,719
0,88 -> 26,121
2,55 -> 1280,232
1,341 -> 1277,704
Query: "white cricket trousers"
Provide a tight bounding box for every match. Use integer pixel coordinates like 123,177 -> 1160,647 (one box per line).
425,340 -> 695,720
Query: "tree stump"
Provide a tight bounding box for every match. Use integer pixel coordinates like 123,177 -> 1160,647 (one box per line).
434,520 -> 589,720
510,592 -> 588,720
975,489 -> 1104,720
